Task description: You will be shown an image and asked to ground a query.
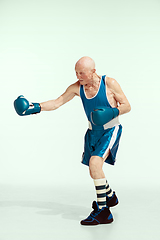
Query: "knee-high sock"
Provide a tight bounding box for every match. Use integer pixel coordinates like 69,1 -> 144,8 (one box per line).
106,180 -> 114,198
94,178 -> 107,209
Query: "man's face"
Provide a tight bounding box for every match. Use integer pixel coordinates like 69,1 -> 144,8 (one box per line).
75,66 -> 93,85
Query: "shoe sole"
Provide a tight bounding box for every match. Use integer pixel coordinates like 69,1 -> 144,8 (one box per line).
81,219 -> 113,226
81,214 -> 114,226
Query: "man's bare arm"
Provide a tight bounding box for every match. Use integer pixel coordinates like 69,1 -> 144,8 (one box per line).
40,81 -> 80,111
107,78 -> 131,115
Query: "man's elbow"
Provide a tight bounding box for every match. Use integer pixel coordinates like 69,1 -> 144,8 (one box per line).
126,103 -> 131,113
121,103 -> 131,115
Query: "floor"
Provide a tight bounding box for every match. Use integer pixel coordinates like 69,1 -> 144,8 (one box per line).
0,184 -> 159,240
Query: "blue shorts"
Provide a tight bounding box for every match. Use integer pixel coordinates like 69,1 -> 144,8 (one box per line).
81,124 -> 122,166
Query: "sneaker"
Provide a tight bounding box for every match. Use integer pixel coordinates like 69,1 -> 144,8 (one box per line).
80,201 -> 113,226
106,191 -> 119,208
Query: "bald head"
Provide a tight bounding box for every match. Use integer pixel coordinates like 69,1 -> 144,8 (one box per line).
75,56 -> 98,84
75,56 -> 95,71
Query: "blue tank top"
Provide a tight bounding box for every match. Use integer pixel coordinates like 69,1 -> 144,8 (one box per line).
80,75 -> 112,130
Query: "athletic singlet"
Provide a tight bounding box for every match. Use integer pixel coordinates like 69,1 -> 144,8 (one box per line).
80,75 -> 119,130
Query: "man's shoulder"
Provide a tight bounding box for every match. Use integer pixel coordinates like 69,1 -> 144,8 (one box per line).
105,76 -> 116,87
67,81 -> 80,96
69,81 -> 80,89
105,76 -> 121,94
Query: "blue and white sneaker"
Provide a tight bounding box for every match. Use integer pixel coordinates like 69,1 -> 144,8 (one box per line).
80,201 -> 113,226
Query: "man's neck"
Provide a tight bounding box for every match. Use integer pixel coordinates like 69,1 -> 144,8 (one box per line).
85,74 -> 101,89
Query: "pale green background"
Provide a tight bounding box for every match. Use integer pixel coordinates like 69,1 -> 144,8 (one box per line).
0,0 -> 160,187
0,0 -> 160,239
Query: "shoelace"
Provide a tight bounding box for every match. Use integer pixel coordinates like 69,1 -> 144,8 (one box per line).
90,208 -> 103,218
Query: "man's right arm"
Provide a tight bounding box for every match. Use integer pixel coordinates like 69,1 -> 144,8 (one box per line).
40,81 -> 80,111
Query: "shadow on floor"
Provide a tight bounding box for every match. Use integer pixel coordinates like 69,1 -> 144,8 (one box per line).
0,200 -> 90,221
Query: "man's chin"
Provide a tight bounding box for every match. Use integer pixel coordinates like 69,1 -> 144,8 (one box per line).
79,80 -> 84,85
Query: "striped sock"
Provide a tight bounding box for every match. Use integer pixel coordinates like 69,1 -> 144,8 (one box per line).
106,180 -> 114,198
94,178 -> 107,209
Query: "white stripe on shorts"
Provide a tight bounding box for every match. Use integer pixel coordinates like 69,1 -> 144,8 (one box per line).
102,125 -> 119,159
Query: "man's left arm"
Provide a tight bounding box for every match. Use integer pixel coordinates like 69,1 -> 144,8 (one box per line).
108,78 -> 131,115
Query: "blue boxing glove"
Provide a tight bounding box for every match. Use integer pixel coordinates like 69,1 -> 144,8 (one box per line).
14,95 -> 41,116
91,106 -> 119,126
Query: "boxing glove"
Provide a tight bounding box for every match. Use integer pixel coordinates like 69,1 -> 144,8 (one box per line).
91,106 -> 119,126
14,95 -> 41,116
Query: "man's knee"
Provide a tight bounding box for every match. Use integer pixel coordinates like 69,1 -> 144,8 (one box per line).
89,156 -> 103,179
